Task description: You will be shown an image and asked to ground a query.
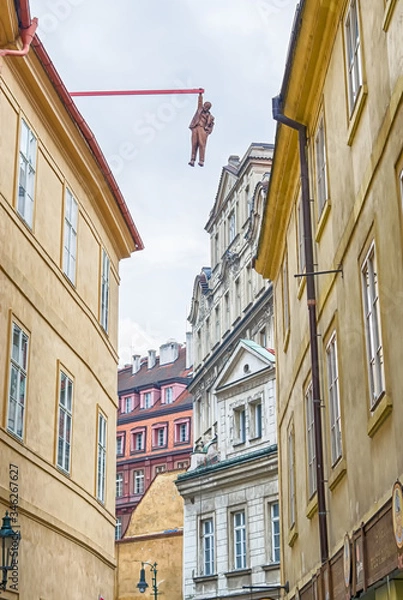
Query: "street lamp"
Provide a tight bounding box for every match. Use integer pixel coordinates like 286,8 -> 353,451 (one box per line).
137,562 -> 158,599
0,511 -> 20,591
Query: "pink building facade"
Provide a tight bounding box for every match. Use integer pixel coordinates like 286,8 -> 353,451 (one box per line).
116,340 -> 193,537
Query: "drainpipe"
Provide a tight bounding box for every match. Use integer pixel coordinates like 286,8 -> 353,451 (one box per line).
0,18 -> 38,57
272,94 -> 329,564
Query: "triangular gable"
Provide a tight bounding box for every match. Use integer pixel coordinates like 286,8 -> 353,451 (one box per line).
214,339 -> 275,393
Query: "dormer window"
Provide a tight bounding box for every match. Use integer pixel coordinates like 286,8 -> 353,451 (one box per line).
144,392 -> 152,409
165,387 -> 173,404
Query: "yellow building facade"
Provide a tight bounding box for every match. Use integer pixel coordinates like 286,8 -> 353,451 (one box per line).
255,1 -> 403,599
0,2 -> 142,598
115,470 -> 185,600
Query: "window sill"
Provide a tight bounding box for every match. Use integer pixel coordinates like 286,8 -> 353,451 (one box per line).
383,0 -> 398,31
367,393 -> 392,437
347,84 -> 368,146
288,524 -> 298,547
328,457 -> 347,491
224,568 -> 252,578
306,493 -> 318,520
315,199 -> 331,243
233,440 -> 246,448
261,562 -> 280,572
193,574 -> 218,583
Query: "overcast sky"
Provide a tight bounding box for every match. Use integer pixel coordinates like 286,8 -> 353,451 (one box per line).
29,0 -> 298,365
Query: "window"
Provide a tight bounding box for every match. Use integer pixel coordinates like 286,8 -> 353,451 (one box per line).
144,392 -> 152,409
155,465 -> 166,475
177,461 -> 188,469
57,371 -> 73,473
288,429 -> 296,527
164,387 -> 173,404
315,117 -> 328,215
100,249 -> 110,332
224,293 -> 230,332
306,382 -> 317,498
116,472 -> 123,497
228,210 -> 236,244
124,396 -> 132,413
345,0 -> 363,113
7,322 -> 29,439
235,277 -> 241,316
270,502 -> 280,563
17,119 -> 37,227
133,470 -> 144,494
246,264 -> 253,305
361,243 -> 385,406
175,420 -> 190,443
133,430 -> 145,451
234,407 -> 246,444
63,189 -> 78,283
215,305 -> 220,343
152,425 -> 167,448
205,317 -> 210,354
250,401 -> 262,439
326,334 -> 343,464
115,517 -> 122,540
297,199 -> 306,272
259,327 -> 267,348
116,435 -> 124,456
201,518 -> 215,576
96,412 -> 107,503
233,510 -> 247,570
282,256 -> 290,334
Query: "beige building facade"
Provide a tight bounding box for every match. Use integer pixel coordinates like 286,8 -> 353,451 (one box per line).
0,2 -> 142,598
255,1 -> 403,599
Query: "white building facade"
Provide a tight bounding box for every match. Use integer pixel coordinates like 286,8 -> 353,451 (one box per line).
177,144 -> 280,600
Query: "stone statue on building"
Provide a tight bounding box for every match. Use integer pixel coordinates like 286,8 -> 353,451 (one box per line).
188,93 -> 214,167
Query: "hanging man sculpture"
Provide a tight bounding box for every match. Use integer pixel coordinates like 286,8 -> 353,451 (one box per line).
188,93 -> 215,167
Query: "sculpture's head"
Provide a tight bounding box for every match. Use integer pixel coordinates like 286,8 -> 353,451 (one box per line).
203,101 -> 212,111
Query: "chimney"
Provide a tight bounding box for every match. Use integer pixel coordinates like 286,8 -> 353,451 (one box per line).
186,332 -> 193,369
148,349 -> 156,369
159,340 -> 180,366
227,155 -> 240,168
132,354 -> 141,374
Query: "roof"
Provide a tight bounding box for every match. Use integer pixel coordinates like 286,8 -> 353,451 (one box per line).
118,345 -> 192,395
13,0 -> 144,251
240,339 -> 276,363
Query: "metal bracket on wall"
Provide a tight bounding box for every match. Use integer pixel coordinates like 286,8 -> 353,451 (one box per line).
294,265 -> 343,279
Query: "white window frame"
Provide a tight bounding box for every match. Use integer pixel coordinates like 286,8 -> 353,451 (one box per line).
7,322 -> 29,439
228,210 -> 236,244
201,517 -> 215,576
326,333 -> 343,465
215,305 -> 220,343
234,406 -> 246,444
116,435 -> 124,456
165,386 -> 173,404
124,396 -> 132,413
57,371 -> 73,473
249,400 -> 262,439
63,189 -> 78,283
144,391 -> 152,408
17,119 -> 37,227
116,472 -> 123,498
233,510 -> 247,570
361,243 -> 385,407
135,431 -> 144,451
134,469 -> 144,494
100,249 -> 110,332
270,502 -> 280,563
115,517 -> 122,540
305,382 -> 317,498
315,117 -> 328,215
96,412 -> 107,503
345,0 -> 363,113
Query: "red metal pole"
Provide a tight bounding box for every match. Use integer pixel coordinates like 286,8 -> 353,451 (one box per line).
70,87 -> 205,98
